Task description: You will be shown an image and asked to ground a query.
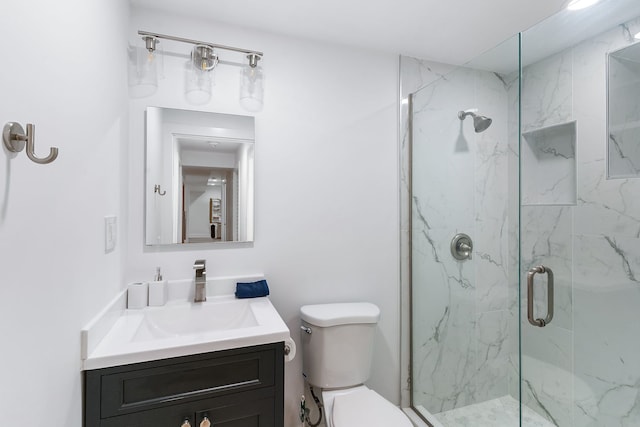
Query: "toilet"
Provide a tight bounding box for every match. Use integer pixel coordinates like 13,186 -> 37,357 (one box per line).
300,302 -> 413,427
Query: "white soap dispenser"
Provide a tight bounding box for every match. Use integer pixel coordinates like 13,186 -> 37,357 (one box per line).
148,267 -> 167,306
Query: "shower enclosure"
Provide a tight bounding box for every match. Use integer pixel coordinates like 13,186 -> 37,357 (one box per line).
404,1 -> 640,426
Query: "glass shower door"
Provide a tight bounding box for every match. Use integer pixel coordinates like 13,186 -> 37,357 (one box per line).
518,2 -> 640,426
409,36 -> 521,426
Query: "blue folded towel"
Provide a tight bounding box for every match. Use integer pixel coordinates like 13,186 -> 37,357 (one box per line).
235,279 -> 270,299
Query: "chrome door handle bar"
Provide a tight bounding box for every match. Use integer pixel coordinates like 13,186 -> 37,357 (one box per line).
527,265 -> 554,327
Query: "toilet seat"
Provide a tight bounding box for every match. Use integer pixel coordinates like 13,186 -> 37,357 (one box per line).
329,387 -> 412,427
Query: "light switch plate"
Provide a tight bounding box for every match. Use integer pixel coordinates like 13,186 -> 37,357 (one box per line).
104,216 -> 117,253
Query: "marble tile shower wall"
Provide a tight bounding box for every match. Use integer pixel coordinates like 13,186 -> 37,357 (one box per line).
517,16 -> 640,427
409,63 -> 512,413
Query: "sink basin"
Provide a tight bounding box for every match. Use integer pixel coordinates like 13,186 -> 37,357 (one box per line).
133,298 -> 259,341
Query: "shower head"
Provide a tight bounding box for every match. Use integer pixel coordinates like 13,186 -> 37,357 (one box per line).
458,109 -> 493,133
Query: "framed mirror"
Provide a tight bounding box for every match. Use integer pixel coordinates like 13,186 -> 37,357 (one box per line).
145,107 -> 254,246
608,40 -> 640,179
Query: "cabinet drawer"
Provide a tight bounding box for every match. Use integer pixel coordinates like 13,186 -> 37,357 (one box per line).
85,343 -> 278,420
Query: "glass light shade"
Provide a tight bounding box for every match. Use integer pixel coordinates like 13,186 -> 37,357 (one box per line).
239,65 -> 264,112
129,46 -> 158,98
185,62 -> 214,105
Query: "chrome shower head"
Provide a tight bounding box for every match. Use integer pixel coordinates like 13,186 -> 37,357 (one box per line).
458,109 -> 493,133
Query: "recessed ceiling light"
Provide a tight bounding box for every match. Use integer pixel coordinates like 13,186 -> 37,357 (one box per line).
566,0 -> 600,11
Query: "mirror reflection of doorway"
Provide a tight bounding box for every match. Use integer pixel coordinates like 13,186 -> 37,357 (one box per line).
182,166 -> 234,243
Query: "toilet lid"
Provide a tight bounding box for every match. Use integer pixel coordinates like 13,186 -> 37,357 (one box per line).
332,388 -> 412,426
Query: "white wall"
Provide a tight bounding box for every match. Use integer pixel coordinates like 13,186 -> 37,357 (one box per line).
0,2 -> 398,425
0,0 -> 129,425
128,7 -> 399,426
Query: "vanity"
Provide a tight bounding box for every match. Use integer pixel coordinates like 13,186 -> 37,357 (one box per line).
84,342 -> 283,427
81,277 -> 290,427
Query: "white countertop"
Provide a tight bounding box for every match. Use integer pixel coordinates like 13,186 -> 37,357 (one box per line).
81,276 -> 290,370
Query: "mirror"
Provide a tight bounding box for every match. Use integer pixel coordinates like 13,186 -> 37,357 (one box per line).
608,41 -> 640,179
145,107 -> 254,245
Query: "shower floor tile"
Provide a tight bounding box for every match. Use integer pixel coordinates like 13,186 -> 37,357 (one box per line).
433,395 -> 555,427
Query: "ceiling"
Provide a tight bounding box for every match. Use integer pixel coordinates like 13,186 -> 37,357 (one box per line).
131,0 -> 569,65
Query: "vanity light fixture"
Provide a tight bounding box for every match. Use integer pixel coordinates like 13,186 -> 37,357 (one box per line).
135,30 -> 264,111
129,35 -> 161,98
185,45 -> 218,105
566,0 -> 600,11
240,53 -> 265,112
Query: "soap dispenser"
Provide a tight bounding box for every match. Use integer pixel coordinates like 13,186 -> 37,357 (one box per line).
148,267 -> 167,306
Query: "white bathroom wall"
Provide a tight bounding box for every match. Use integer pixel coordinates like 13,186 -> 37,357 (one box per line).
127,7 -> 399,425
0,0 -> 129,426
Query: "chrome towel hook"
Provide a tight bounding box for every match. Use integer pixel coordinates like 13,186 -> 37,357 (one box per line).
154,184 -> 166,196
3,122 -> 58,164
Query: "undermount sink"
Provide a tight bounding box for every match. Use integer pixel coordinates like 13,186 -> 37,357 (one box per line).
133,298 -> 259,341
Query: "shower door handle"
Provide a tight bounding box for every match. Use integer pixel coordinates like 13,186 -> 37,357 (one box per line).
527,265 -> 554,327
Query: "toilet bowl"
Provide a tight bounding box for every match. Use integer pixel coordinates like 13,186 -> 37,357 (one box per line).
299,302 -> 413,427
323,385 -> 413,427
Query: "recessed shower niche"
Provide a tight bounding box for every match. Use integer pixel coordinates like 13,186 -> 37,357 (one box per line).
608,41 -> 640,179
522,121 -> 577,205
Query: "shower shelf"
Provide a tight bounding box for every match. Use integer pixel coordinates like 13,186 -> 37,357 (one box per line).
521,121 -> 577,206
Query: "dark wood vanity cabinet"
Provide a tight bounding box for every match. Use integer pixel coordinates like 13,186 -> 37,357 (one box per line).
84,342 -> 284,427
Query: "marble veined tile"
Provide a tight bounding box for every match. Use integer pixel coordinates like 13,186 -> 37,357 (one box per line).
521,49 -> 573,133
400,56 -> 458,98
573,235 -> 640,426
434,395 -> 555,427
475,310 -> 510,402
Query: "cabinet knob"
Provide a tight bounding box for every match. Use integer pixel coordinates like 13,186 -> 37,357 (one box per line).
200,416 -> 211,427
181,420 -> 192,427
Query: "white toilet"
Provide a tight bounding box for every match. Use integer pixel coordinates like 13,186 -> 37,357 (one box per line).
300,302 -> 413,427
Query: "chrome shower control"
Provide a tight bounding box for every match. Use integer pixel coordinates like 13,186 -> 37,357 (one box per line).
451,233 -> 473,260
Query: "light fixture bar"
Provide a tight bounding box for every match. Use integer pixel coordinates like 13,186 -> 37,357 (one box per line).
138,30 -> 263,57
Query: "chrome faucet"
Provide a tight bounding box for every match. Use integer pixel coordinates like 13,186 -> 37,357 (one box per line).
193,259 -> 207,302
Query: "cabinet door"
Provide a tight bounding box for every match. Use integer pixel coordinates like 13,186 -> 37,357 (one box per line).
195,397 -> 274,427
99,389 -> 276,427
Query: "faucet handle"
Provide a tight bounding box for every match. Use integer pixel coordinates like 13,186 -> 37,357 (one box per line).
194,259 -> 206,270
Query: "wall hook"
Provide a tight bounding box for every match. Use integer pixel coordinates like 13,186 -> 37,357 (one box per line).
3,122 -> 58,164
154,184 -> 166,196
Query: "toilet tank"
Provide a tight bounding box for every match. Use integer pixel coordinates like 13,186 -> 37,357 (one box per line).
300,302 -> 380,389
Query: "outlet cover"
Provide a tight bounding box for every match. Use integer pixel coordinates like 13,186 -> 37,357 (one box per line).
105,216 -> 117,253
